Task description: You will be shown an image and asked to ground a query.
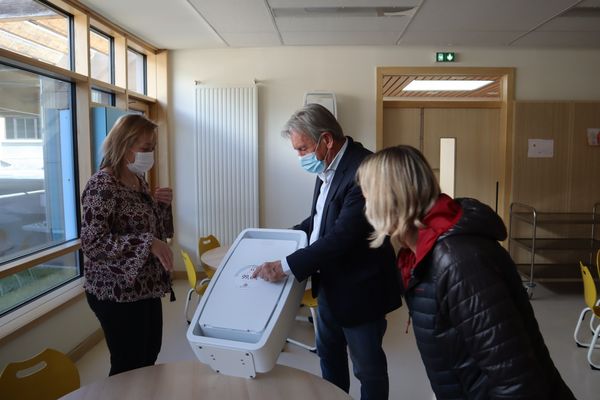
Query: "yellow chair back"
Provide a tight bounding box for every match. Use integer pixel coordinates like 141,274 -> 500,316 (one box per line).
198,235 -> 220,278
0,348 -> 80,400
581,262 -> 600,318
182,250 -> 197,289
301,289 -> 318,308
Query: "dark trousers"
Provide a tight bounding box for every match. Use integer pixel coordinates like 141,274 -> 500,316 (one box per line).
316,294 -> 389,400
86,292 -> 163,376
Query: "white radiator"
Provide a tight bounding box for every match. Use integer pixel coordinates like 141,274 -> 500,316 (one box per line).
195,85 -> 258,245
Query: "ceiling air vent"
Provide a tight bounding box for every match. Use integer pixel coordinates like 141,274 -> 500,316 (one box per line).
272,7 -> 416,18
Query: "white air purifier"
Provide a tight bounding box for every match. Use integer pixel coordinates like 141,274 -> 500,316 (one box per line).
186,228 -> 307,378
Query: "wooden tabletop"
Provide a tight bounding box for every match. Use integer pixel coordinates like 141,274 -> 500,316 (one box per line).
60,361 -> 351,400
199,245 -> 230,271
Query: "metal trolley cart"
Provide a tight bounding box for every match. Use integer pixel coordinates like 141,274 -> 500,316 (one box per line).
508,202 -> 600,298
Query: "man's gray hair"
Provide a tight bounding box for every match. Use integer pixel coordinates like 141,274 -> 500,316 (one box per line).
281,103 -> 344,142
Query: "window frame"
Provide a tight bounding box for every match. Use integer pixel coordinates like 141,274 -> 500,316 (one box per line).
0,0 -> 75,71
89,26 -> 115,85
91,87 -> 116,107
0,58 -> 83,317
0,0 -> 167,338
127,46 -> 147,95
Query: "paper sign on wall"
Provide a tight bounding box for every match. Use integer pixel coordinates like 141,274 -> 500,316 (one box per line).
528,139 -> 554,158
587,128 -> 600,146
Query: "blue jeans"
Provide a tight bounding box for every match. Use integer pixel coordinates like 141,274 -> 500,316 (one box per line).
316,294 -> 389,400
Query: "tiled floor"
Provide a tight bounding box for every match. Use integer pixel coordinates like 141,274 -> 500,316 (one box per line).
76,280 -> 598,399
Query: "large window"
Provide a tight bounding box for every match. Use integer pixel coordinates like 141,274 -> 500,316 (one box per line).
0,0 -> 72,70
127,47 -> 146,94
0,62 -> 79,315
0,0 -> 164,330
90,27 -> 113,84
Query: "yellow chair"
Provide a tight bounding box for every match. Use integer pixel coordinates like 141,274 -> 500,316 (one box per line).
198,235 -> 221,279
590,249 -> 600,334
575,261 -> 598,348
0,348 -> 80,400
286,289 -> 318,353
182,250 -> 210,324
573,262 -> 600,369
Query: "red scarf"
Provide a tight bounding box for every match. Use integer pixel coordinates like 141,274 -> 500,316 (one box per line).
397,194 -> 462,288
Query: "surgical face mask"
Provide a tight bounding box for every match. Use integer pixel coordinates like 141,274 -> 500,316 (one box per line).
127,151 -> 154,175
299,152 -> 325,174
299,136 -> 326,174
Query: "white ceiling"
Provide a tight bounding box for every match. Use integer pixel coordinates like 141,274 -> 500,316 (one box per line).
77,0 -> 600,50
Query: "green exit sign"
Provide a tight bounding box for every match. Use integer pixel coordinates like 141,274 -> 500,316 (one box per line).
436,52 -> 456,62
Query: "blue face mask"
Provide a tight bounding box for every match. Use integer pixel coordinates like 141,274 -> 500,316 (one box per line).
299,152 -> 326,174
299,135 -> 326,174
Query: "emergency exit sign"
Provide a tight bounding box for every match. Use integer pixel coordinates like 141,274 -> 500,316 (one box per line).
436,52 -> 456,62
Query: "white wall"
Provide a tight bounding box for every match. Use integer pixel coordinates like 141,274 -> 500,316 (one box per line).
169,45 -> 600,264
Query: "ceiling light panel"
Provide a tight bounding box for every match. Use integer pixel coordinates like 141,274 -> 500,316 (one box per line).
403,80 -> 494,91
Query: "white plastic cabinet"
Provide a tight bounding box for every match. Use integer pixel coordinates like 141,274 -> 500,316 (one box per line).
187,228 -> 307,378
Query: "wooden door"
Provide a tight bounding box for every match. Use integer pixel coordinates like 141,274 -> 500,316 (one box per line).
382,107 -> 501,212
424,108 -> 501,210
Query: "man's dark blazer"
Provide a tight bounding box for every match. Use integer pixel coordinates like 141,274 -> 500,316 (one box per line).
286,137 -> 402,327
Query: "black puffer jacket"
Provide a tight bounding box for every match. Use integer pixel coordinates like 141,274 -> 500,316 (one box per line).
404,198 -> 575,400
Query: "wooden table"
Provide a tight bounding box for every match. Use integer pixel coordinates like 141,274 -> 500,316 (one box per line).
199,245 -> 230,272
60,361 -> 351,400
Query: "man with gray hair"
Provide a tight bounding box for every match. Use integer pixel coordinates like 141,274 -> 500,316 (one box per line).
253,103 -> 401,399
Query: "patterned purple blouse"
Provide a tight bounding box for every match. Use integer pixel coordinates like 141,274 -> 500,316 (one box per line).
81,170 -> 174,302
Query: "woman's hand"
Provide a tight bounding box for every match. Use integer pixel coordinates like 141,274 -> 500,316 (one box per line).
151,238 -> 173,271
154,187 -> 173,205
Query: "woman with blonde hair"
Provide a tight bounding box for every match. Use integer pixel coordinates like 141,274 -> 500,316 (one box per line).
81,114 -> 174,376
357,145 -> 574,399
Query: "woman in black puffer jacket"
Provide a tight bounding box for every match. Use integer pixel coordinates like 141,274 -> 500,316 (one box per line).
357,145 -> 575,400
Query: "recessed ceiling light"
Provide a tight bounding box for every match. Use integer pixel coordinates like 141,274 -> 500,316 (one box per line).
403,80 -> 494,91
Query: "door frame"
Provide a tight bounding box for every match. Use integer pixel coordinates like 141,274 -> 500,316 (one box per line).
376,66 -> 515,221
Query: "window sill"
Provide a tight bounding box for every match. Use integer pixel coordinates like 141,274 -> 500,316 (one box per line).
0,278 -> 84,341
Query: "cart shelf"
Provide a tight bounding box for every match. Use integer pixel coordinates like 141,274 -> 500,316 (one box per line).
508,202 -> 600,298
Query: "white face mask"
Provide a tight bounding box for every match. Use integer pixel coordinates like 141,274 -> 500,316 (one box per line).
127,151 -> 154,175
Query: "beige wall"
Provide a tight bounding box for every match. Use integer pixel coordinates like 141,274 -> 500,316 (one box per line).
512,101 -> 600,212
0,296 -> 99,368
169,45 -> 600,265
